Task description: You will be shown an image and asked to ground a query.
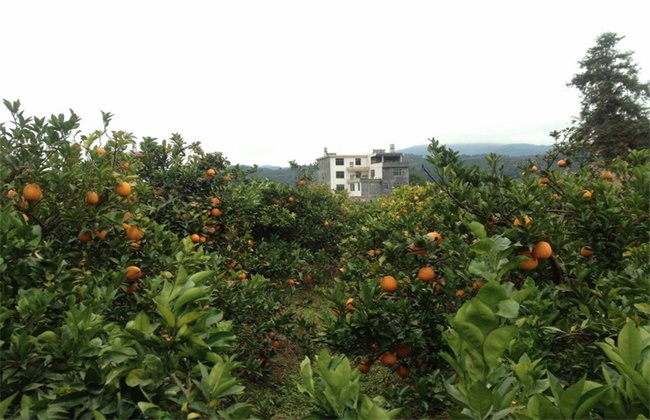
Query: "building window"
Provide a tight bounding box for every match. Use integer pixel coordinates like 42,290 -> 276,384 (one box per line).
383,183 -> 390,190
393,168 -> 403,176
355,158 -> 361,165
335,158 -> 344,165
336,171 -> 344,179
336,184 -> 345,191
350,183 -> 355,192
370,169 -> 375,178
355,171 -> 361,178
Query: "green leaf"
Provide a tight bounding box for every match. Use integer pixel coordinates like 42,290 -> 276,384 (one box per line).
476,280 -> 508,310
463,299 -> 499,336
187,270 -> 216,286
496,299 -> 520,319
467,381 -> 493,419
527,394 -> 561,419
298,356 -> 315,396
177,311 -> 206,328
467,221 -> 487,239
172,287 -> 207,312
618,320 -> 641,369
559,374 -> 585,418
126,369 -> 152,387
483,325 -> 518,369
450,320 -> 485,349
155,298 -> 176,327
0,392 -> 18,418
470,239 -> 493,254
574,383 -> 610,419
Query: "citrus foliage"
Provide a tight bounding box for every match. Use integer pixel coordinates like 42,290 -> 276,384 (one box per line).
1,100 -> 648,418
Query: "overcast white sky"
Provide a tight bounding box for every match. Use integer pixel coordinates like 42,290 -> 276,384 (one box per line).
2,1 -> 649,167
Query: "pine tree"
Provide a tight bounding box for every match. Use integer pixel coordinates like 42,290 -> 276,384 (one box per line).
567,32 -> 650,160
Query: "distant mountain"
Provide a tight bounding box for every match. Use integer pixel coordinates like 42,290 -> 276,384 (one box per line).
399,143 -> 554,157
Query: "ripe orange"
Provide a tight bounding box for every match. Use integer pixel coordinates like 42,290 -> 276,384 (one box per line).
531,241 -> 553,260
237,272 -> 247,280
288,196 -> 295,203
380,275 -> 398,293
6,189 -> 17,199
582,190 -> 593,201
472,280 -> 485,292
121,162 -> 130,170
210,197 -> 221,205
358,363 -> 370,374
125,266 -> 142,281
601,171 -> 614,180
199,236 -> 206,243
22,183 -> 42,202
513,215 -> 533,228
126,226 -> 143,241
206,168 -> 216,176
304,274 -> 313,282
94,229 -> 108,240
222,175 -> 231,182
540,177 -> 550,185
396,365 -> 410,378
551,193 -> 560,200
286,279 -> 296,286
271,340 -> 280,349
417,266 -> 435,282
116,182 -> 131,197
190,233 -> 200,243
427,231 -> 443,244
580,246 -> 593,257
86,191 -> 99,205
211,208 -> 223,217
395,343 -> 411,358
154,187 -> 164,197
78,230 -> 93,243
519,252 -> 538,270
530,166 -> 538,172
323,220 -> 329,227
380,352 -> 398,367
96,146 -> 106,155
299,179 -> 306,186
455,289 -> 467,299
409,245 -> 427,255
557,159 -> 567,167
227,261 -> 237,269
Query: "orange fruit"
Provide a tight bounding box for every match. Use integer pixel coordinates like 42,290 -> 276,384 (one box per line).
86,191 -> 99,205
120,162 -> 130,170
190,233 -> 200,243
6,189 -> 17,199
380,352 -> 398,366
286,279 -> 296,286
455,289 -> 467,299
222,175 -> 231,182
557,159 -> 567,167
78,230 -> 93,243
211,208 -> 223,217
582,190 -> 593,201
601,171 -> 614,180
530,166 -> 538,172
126,226 -> 143,241
206,168 -> 216,176
94,229 -> 108,240
210,197 -> 221,205
116,182 -> 131,197
273,199 -> 282,205
237,272 -> 247,280
551,193 -> 560,200
417,266 -> 435,282
396,365 -> 410,378
199,236 -> 206,243
540,177 -> 550,185
22,183 -> 42,202
304,274 -> 312,282
154,188 -> 164,196
580,246 -> 593,257
125,266 -> 142,281
513,215 -> 532,228
358,363 -> 370,374
323,220 -> 329,227
380,275 -> 398,293
395,343 -> 411,358
299,179 -> 306,186
531,241 -> 552,260
427,231 -> 443,243
519,251 -> 538,270
96,146 -> 106,155
409,245 -> 427,255
271,340 -> 280,349
288,196 -> 295,203
472,280 -> 485,292
227,261 -> 237,269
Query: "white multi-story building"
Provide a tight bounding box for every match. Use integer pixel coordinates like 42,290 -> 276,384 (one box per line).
316,144 -> 409,200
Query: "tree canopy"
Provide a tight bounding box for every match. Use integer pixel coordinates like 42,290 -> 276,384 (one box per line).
566,32 -> 650,160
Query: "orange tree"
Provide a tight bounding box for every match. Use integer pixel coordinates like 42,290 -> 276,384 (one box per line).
318,137 -> 648,417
